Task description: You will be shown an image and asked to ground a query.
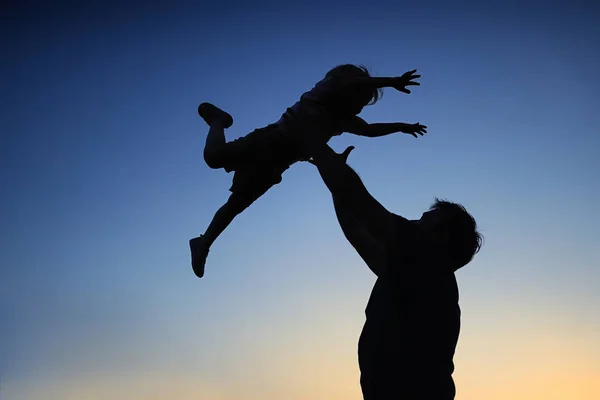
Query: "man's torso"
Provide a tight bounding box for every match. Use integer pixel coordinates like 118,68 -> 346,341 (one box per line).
358,226 -> 461,399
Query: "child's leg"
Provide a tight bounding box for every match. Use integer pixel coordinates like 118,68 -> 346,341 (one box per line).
198,103 -> 234,169
190,169 -> 275,278
198,102 -> 282,170
202,193 -> 253,249
203,122 -> 228,169
190,193 -> 253,278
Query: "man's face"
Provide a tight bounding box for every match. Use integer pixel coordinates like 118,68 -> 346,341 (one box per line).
418,209 -> 443,231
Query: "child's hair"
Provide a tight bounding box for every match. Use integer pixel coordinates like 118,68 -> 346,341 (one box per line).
428,198 -> 483,270
325,64 -> 383,105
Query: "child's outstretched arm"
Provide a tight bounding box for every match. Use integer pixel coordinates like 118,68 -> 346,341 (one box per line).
341,116 -> 427,138
345,69 -> 421,94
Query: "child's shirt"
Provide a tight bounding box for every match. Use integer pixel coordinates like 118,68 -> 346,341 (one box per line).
264,77 -> 370,166
280,77 -> 343,132
279,77 -> 368,133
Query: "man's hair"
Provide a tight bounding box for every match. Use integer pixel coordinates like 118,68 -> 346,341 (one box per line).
324,64 -> 383,105
429,198 -> 483,270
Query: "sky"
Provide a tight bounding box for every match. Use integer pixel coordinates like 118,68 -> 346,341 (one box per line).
2,1 -> 599,399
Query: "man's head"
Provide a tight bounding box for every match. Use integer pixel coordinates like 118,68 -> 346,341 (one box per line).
418,198 -> 483,271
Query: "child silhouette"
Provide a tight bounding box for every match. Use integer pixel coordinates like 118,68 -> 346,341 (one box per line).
191,65 -> 426,278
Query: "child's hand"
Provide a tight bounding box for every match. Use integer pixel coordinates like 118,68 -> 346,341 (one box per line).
392,69 -> 421,94
401,122 -> 427,138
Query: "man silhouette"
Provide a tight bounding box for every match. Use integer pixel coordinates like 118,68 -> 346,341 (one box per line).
305,144 -> 482,399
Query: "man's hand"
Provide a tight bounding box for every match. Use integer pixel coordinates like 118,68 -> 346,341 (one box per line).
305,142 -> 398,249
401,122 -> 427,138
392,69 -> 421,94
307,145 -> 354,166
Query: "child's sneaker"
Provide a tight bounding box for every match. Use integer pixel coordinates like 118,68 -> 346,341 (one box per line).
198,103 -> 234,128
190,235 -> 210,278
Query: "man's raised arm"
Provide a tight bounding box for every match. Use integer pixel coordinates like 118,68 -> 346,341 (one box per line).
308,145 -> 397,248
332,192 -> 387,276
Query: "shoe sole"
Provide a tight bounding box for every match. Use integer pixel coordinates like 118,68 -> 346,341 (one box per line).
197,103 -> 233,129
189,237 -> 206,278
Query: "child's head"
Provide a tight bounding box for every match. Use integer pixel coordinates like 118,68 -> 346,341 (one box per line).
419,198 -> 483,271
325,64 -> 382,105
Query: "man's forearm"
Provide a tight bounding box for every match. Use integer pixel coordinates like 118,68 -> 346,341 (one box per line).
309,144 -> 397,246
313,145 -> 377,231
311,146 -> 372,216
362,122 -> 411,137
332,196 -> 386,276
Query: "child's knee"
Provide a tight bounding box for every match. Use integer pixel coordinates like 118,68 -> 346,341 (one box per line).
203,148 -> 224,169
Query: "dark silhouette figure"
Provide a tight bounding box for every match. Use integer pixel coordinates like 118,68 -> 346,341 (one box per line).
191,65 -> 427,278
303,144 -> 483,399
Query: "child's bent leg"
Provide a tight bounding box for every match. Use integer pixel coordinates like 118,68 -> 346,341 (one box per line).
199,103 -> 282,170
203,122 -> 228,169
199,103 -> 264,170
198,103 -> 235,169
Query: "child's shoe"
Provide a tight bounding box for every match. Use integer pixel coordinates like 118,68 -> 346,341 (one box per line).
190,235 -> 210,278
198,103 -> 234,128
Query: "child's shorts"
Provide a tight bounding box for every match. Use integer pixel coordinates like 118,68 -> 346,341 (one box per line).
229,163 -> 290,200
225,122 -> 297,200
221,123 -> 293,172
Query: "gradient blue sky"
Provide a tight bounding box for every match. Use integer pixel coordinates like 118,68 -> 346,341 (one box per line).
3,2 -> 599,399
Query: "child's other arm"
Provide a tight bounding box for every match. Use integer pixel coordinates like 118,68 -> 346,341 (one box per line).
341,116 -> 427,138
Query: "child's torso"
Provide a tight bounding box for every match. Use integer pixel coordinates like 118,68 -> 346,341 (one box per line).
258,77 -> 370,168
278,77 -> 367,133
